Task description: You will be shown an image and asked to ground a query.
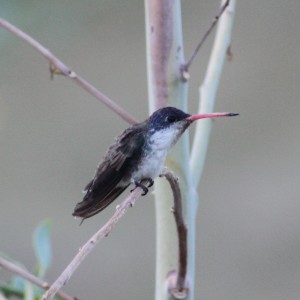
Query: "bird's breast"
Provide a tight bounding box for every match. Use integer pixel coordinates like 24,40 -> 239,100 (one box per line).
131,147 -> 168,182
131,126 -> 184,182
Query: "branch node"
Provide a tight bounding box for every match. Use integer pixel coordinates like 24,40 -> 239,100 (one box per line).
179,64 -> 190,82
68,71 -> 77,78
226,45 -> 233,61
42,282 -> 50,289
49,62 -> 65,79
167,270 -> 189,299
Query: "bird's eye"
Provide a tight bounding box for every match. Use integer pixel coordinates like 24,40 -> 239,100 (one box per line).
166,116 -> 177,123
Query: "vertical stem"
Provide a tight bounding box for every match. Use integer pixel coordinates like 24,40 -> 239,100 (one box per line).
145,0 -> 194,299
145,0 -> 187,113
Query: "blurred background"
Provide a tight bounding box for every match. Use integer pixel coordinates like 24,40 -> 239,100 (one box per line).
1,0 -> 300,299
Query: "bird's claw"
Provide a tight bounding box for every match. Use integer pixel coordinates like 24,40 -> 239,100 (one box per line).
147,178 -> 154,188
131,179 -> 154,195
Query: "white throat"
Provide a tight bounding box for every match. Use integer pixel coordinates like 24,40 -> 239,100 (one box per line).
131,123 -> 187,182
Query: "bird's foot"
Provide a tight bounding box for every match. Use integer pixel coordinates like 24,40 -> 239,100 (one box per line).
131,179 -> 153,196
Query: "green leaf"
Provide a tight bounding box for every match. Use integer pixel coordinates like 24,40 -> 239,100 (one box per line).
32,219 -> 53,278
0,275 -> 26,298
0,287 -> 22,299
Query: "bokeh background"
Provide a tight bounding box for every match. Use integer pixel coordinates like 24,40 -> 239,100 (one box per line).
1,1 -> 300,299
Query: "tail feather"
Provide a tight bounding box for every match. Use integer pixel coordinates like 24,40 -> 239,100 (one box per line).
73,184 -> 129,219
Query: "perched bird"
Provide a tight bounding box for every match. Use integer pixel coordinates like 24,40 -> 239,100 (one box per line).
73,106 -> 238,220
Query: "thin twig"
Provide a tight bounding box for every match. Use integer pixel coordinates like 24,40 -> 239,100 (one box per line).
162,169 -> 188,299
42,181 -> 151,300
0,256 -> 77,300
0,18 -> 137,125
181,0 -> 230,78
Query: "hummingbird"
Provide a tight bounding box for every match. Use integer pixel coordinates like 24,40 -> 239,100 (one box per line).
73,106 -> 238,220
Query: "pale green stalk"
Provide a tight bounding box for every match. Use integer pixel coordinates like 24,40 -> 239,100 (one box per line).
145,1 -> 192,299
190,0 -> 236,184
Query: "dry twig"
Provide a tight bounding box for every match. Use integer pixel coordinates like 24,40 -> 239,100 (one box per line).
0,256 -> 77,300
0,18 -> 137,125
161,169 -> 188,299
42,181 -> 151,300
181,0 -> 230,79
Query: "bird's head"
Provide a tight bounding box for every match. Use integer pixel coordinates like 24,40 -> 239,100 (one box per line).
148,106 -> 238,131
146,107 -> 238,150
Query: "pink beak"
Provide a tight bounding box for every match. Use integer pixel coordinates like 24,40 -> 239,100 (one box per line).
186,112 -> 239,121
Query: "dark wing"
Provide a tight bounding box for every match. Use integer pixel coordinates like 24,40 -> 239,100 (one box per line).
73,123 -> 146,219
